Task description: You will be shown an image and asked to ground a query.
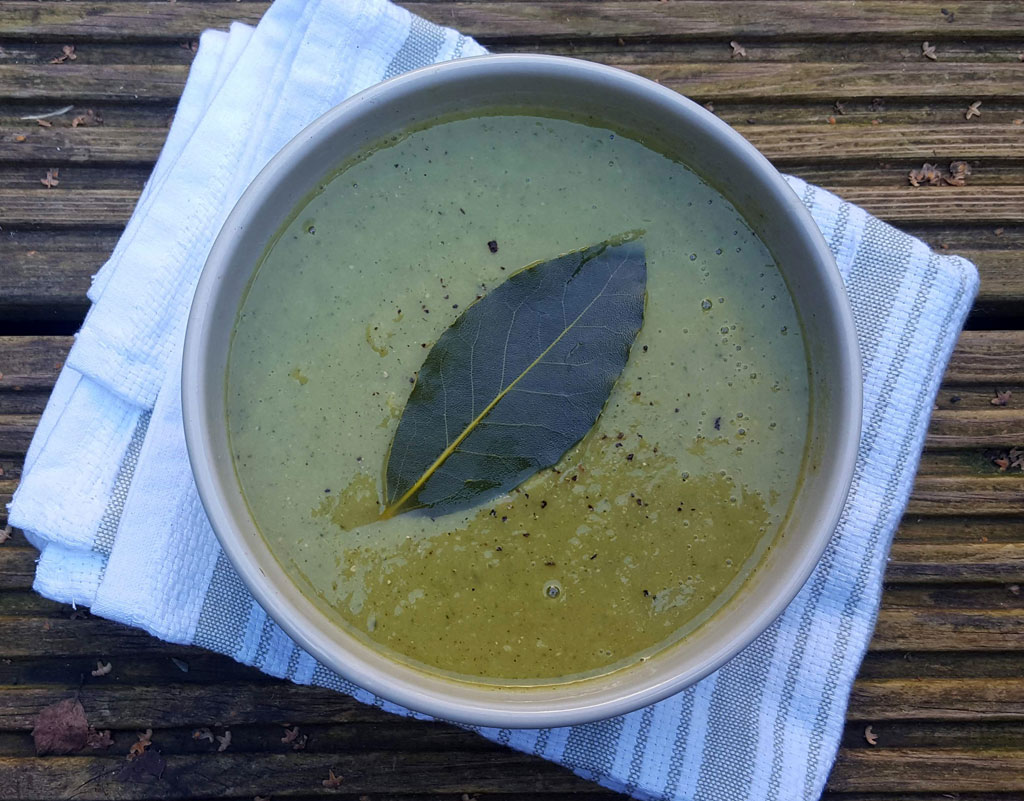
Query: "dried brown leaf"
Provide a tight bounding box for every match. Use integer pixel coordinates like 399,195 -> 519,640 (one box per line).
965,100 -> 982,120
192,727 -> 214,743
49,45 -> 77,64
908,163 -> 943,187
921,41 -> 937,60
36,119 -> 53,128
991,389 -> 1012,406
827,116 -> 836,125
127,728 -> 153,760
864,724 -> 878,746
14,134 -> 26,143
1009,448 -> 1024,470
322,769 -> 343,789
41,168 -> 60,188
281,725 -> 301,743
87,728 -> 114,750
31,698 -> 90,755
216,730 -> 232,752
943,160 -> 971,186
833,101 -> 846,115
72,109 -> 102,128
729,40 -> 747,58
703,101 -> 715,113
0,525 -> 11,545
91,660 -> 112,677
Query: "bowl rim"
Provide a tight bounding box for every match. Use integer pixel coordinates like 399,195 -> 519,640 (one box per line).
182,52 -> 862,728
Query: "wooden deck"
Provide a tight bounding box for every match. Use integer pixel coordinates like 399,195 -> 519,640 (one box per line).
1,2 -> 1023,798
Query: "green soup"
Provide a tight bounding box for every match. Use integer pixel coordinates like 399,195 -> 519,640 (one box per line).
227,113 -> 810,684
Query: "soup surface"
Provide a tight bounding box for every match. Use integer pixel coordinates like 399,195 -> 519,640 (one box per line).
227,113 -> 810,683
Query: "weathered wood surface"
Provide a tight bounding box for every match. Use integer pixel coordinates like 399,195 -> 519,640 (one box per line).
1,1 -> 1023,799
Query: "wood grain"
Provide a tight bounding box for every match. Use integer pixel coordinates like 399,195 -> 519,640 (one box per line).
1,0 -> 1023,797
828,748 -> 1024,792
5,123 -> 1023,167
4,2 -> 1024,42
6,61 -> 1024,103
5,185 -> 1024,227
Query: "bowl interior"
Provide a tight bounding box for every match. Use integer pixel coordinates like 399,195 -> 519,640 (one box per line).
183,54 -> 861,728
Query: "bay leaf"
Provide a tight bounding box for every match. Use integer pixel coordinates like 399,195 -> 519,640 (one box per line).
382,233 -> 647,519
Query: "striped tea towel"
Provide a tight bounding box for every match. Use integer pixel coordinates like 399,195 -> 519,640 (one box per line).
8,0 -> 978,798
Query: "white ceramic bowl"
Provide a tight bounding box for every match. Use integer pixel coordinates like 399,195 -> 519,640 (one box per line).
182,54 -> 861,728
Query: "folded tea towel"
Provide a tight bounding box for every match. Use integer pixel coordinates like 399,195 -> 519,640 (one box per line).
9,0 -> 978,798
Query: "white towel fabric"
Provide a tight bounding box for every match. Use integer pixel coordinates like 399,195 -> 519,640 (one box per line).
9,1 -> 978,799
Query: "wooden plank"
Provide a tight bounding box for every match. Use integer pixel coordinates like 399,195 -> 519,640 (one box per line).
628,62 -> 1024,102
0,242 -> 1019,327
0,751 -> 599,800
0,127 -> 164,165
906,475 -> 1024,516
2,649 -> 1018,689
0,548 -> 36,591
3,98 -> 1022,132
0,2 -> 267,41
895,517 -> 1024,544
886,542 -> 1024,583
3,537 -> 1018,595
0,677 -> 1021,732
870,608 -> 1024,651
5,61 -> 1024,104
968,250 -> 1024,306
0,719 -> 498,759
0,64 -> 187,102
824,186 -> 1024,225
947,330 -> 1024,384
4,579 -> 1019,617
742,123 -> 1024,164
0,189 -> 138,227
4,2 -> 1024,42
5,123 -> 1024,167
925,409 -> 1024,449
847,678 -> 1024,721
0,164 -> 150,190
4,185 -> 1024,228
0,231 -> 115,323
0,415 -> 36,457
0,603 -> 1017,659
0,337 -> 70,390
827,748 -> 1024,792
